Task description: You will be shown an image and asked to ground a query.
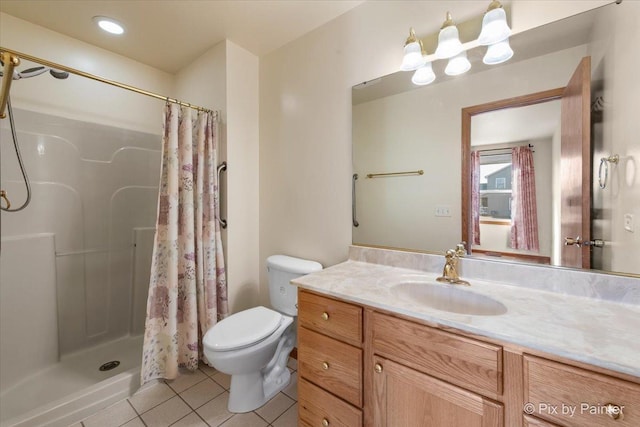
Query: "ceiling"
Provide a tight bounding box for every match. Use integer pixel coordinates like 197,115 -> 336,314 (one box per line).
0,0 -> 364,74
471,100 -> 562,146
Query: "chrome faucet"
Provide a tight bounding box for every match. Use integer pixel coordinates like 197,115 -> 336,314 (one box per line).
436,243 -> 470,286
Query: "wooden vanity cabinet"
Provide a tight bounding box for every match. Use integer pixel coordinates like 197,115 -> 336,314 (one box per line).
297,290 -> 640,427
297,290 -> 363,427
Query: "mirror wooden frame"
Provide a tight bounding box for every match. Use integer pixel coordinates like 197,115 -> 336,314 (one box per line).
460,87 -> 565,257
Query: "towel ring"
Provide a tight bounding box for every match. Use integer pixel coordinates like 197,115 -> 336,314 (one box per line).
598,154 -> 619,189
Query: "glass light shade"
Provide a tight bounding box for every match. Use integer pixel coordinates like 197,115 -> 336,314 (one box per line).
483,38 -> 514,65
478,7 -> 511,45
435,25 -> 463,59
411,62 -> 436,86
445,51 -> 471,76
401,41 -> 426,71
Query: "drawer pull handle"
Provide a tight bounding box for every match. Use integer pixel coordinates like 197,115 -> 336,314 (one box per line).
374,363 -> 383,373
321,311 -> 329,321
605,403 -> 623,420
322,361 -> 330,370
322,418 -> 330,427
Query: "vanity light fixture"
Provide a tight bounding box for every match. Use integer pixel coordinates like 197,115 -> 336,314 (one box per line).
93,16 -> 125,35
434,12 -> 463,59
401,0 -> 514,86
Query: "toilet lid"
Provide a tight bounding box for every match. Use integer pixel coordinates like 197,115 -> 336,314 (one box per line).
205,306 -> 283,351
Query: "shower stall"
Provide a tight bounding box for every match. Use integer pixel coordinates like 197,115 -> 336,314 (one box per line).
0,76 -> 161,425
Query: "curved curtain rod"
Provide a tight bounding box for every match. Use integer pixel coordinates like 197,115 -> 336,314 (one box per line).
0,47 -> 219,117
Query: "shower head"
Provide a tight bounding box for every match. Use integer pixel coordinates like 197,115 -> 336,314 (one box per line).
49,69 -> 69,79
0,63 -> 69,80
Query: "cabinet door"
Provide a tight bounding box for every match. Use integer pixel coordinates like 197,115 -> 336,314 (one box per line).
373,356 -> 503,427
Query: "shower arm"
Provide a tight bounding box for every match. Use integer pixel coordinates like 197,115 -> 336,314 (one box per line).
0,52 -> 20,119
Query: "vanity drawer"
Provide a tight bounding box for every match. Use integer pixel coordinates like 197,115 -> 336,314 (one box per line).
298,290 -> 362,347
298,326 -> 362,407
372,312 -> 502,397
299,377 -> 362,427
524,355 -> 640,427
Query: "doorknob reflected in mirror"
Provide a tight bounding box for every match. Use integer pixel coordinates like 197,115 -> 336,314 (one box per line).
564,237 -> 605,248
564,236 -> 583,246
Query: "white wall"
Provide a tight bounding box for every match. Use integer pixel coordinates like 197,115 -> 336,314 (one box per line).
225,41 -> 260,312
175,40 -> 260,313
0,13 -> 174,134
588,1 -> 640,274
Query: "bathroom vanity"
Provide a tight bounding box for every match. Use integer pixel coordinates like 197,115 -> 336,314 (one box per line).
293,247 -> 640,427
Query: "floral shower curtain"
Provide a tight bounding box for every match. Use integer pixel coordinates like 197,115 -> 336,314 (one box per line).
141,104 -> 228,384
471,150 -> 481,245
510,146 -> 539,251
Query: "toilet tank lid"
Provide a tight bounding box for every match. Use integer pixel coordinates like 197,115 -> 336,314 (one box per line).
204,306 -> 282,351
266,255 -> 322,275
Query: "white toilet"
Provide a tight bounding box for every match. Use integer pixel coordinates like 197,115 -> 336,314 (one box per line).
203,255 -> 322,413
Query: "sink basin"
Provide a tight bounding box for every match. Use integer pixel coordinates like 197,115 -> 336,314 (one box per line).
390,282 -> 507,316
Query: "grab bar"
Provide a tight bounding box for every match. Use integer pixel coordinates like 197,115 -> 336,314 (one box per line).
217,161 -> 227,229
352,173 -> 359,227
366,169 -> 424,178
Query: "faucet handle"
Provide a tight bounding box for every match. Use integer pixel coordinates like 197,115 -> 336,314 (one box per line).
455,242 -> 466,257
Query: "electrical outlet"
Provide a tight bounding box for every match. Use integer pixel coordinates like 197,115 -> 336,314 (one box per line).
624,213 -> 634,232
435,206 -> 452,217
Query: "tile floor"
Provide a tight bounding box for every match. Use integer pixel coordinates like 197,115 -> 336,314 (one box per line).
73,359 -> 298,427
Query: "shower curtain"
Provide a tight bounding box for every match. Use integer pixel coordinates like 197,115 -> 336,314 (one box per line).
141,104 -> 228,384
510,146 -> 539,251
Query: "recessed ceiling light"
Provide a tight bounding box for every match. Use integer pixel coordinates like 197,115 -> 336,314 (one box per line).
93,16 -> 125,35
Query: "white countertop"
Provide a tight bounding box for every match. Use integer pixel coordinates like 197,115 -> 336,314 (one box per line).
292,260 -> 640,378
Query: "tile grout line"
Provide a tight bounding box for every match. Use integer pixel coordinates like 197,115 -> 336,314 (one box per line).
119,400 -> 146,427
170,385 -> 212,426
268,399 -> 297,426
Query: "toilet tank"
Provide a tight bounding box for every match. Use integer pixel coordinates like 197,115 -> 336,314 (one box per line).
267,255 -> 322,316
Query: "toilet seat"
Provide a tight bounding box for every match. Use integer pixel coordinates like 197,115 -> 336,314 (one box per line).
204,306 -> 283,351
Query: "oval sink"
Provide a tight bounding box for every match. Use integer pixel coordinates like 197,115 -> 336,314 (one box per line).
391,282 -> 507,316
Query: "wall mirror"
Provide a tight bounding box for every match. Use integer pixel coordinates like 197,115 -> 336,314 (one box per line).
352,1 -> 639,276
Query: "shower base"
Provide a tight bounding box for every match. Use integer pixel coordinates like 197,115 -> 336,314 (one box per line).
0,335 -> 142,427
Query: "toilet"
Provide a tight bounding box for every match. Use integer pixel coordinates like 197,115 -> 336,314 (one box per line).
203,255 -> 322,413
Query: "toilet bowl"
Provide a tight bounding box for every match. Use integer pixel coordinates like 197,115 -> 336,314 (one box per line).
203,255 -> 322,413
